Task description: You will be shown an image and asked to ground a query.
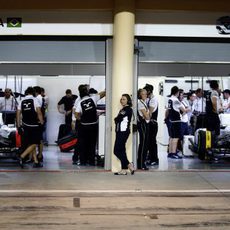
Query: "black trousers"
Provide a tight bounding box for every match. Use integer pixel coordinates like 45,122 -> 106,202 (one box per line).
137,121 -> 149,169
72,120 -> 80,162
78,123 -> 98,165
65,113 -> 72,125
148,121 -> 158,163
114,131 -> 130,169
206,114 -> 220,136
2,112 -> 16,125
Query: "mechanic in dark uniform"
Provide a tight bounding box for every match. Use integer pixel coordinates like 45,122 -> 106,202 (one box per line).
205,80 -> 221,136
113,94 -> 134,175
75,85 -> 105,166
57,89 -> 78,125
144,84 -> 159,166
16,87 -> 44,168
33,86 -> 46,162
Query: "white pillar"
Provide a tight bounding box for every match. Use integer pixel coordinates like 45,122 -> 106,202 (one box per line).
111,0 -> 135,172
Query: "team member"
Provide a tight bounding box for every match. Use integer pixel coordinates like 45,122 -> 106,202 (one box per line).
178,90 -> 190,152
41,87 -> 49,146
137,88 -> 150,170
192,88 -> 206,130
167,86 -> 188,159
222,89 -> 230,113
16,87 -> 44,168
57,89 -> 78,125
0,88 -> 17,125
143,84 -> 159,166
186,92 -> 196,134
206,80 -> 221,136
34,86 -> 46,162
114,94 -> 134,175
75,85 -> 105,166
72,84 -> 86,165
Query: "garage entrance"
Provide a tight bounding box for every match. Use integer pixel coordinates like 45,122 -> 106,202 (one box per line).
0,37 -> 111,171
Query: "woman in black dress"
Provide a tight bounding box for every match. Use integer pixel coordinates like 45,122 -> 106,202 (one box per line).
114,94 -> 134,175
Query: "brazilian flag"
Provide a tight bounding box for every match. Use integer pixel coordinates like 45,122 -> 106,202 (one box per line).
7,18 -> 22,28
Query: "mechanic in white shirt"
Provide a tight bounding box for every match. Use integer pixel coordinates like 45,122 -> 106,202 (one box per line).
222,89 -> 230,114
192,88 -> 206,114
0,88 -> 17,125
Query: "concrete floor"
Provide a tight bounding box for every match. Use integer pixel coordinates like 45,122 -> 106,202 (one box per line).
0,144 -> 229,172
0,145 -> 230,229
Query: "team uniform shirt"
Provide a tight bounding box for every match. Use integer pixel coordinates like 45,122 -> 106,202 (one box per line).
180,100 -> 189,123
167,95 -> 182,123
17,95 -> 41,127
222,97 -> 230,113
147,95 -> 158,121
185,99 -> 193,123
76,94 -> 100,125
137,99 -> 150,123
114,106 -> 133,132
36,94 -> 46,118
0,96 -> 17,112
72,97 -> 81,121
192,97 -> 206,113
36,94 -> 43,107
212,90 -> 221,113
42,95 -> 49,117
206,90 -> 221,115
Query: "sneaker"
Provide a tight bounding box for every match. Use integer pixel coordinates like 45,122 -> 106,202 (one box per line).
37,154 -> 43,163
33,162 -> 43,168
19,157 -> 24,169
150,161 -> 159,166
176,153 -> 183,159
170,153 -> 182,159
114,170 -> 127,175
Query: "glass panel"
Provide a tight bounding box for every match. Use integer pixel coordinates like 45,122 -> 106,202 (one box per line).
139,41 -> 230,62
0,41 -> 105,63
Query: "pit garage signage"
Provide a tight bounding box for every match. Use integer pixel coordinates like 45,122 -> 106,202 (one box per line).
0,12 -> 112,35
0,11 -> 230,37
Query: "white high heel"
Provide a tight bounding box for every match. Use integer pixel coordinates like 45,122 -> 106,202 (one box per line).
128,162 -> 135,175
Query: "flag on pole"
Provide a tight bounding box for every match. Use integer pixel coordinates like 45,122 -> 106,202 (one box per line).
7,18 -> 22,28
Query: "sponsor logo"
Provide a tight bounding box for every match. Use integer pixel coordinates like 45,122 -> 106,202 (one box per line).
216,16 -> 230,34
7,18 -> 22,28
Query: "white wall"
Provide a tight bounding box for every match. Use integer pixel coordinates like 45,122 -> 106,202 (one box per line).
0,75 -> 37,93
38,75 -> 105,144
0,75 -> 105,144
